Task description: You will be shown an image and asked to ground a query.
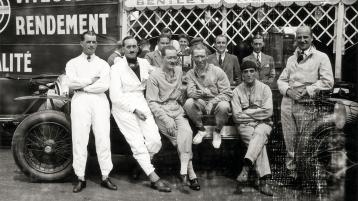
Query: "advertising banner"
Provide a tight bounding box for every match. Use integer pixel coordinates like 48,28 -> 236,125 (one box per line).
0,0 -> 119,114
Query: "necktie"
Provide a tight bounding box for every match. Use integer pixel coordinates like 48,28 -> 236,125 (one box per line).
256,53 -> 261,68
297,50 -> 304,63
218,54 -> 222,66
87,55 -> 91,62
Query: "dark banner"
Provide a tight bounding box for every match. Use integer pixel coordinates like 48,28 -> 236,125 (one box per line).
0,0 -> 119,75
0,0 -> 120,114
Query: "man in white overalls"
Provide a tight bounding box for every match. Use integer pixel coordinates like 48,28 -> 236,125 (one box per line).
66,31 -> 117,193
110,36 -> 171,192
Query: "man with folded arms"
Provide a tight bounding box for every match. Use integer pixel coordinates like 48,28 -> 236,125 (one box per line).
231,60 -> 274,196
110,36 -> 171,192
66,31 -> 117,193
146,46 -> 201,192
184,44 -> 232,149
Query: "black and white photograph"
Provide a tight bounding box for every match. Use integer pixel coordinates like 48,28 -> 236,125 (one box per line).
0,0 -> 357,200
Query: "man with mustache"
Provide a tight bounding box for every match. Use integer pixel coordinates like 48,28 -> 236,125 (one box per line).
231,60 -> 274,196
277,25 -> 334,182
65,31 -> 117,193
146,46 -> 200,192
110,36 -> 171,192
184,44 -> 232,149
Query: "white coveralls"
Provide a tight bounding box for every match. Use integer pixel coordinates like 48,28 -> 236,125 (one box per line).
277,47 -> 334,172
65,53 -> 113,178
110,57 -> 161,176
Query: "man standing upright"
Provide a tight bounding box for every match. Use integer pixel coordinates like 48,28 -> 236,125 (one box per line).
110,36 -> 171,192
65,31 -> 117,193
184,44 -> 232,149
231,60 -> 274,196
145,34 -> 170,68
207,35 -> 241,85
277,26 -> 334,180
243,33 -> 276,88
146,46 -> 200,192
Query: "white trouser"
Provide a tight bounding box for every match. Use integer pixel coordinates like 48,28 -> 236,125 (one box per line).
71,92 -> 113,177
238,122 -> 272,177
112,99 -> 161,176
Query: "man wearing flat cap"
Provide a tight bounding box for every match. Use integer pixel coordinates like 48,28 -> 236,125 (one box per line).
231,60 -> 274,196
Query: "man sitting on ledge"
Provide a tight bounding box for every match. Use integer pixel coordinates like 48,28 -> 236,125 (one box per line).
184,44 -> 232,149
231,60 -> 274,196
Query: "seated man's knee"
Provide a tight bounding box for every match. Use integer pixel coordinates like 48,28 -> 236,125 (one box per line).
184,98 -> 195,110
216,101 -> 231,113
254,124 -> 272,138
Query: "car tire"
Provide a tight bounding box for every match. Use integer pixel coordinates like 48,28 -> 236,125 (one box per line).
296,120 -> 345,193
12,110 -> 73,181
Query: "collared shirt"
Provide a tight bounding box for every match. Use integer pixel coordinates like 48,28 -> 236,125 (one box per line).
65,53 -> 110,94
216,51 -> 226,62
186,64 -> 232,105
146,66 -> 184,123
277,46 -> 334,97
253,52 -> 261,63
231,80 -> 273,123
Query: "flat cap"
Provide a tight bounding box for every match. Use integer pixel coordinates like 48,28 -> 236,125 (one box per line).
190,37 -> 203,46
241,60 -> 257,71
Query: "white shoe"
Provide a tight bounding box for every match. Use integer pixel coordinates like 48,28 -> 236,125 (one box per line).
193,130 -> 207,145
212,131 -> 222,149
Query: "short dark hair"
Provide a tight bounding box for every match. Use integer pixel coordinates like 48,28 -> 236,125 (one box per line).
122,36 -> 137,46
80,31 -> 96,41
158,34 -> 170,44
178,34 -> 189,42
139,39 -> 150,47
161,46 -> 177,57
252,33 -> 264,40
161,27 -> 171,34
191,44 -> 208,56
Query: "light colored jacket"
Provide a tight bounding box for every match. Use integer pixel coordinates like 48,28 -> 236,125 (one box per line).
109,57 -> 153,114
277,46 -> 334,97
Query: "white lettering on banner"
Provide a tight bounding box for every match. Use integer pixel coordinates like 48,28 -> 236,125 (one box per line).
16,0 -> 72,3
132,0 -> 207,6
0,52 -> 32,73
15,14 -> 109,35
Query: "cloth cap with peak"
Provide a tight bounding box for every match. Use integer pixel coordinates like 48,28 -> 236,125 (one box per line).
241,60 -> 258,71
190,37 -> 203,46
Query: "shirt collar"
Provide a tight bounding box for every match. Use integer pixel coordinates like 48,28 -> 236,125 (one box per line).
253,52 -> 261,58
296,46 -> 315,56
216,51 -> 226,59
81,53 -> 96,61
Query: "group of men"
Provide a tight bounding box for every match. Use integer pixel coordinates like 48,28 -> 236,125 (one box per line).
65,25 -> 334,196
